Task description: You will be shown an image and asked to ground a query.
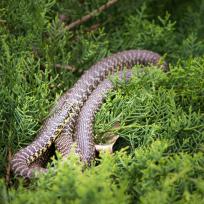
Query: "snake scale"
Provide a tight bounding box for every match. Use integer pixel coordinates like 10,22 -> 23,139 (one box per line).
11,50 -> 168,178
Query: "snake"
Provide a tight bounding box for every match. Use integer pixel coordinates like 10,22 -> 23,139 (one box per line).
11,50 -> 168,178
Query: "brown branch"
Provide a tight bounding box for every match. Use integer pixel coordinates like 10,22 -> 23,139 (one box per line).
0,19 -> 6,23
55,64 -> 77,72
5,148 -> 12,186
66,0 -> 118,30
85,23 -> 101,32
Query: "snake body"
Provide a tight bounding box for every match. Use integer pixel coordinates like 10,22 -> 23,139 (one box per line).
11,50 -> 168,178
75,71 -> 133,163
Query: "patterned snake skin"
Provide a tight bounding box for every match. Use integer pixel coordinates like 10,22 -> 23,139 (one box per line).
76,71 -> 133,163
11,50 -> 168,178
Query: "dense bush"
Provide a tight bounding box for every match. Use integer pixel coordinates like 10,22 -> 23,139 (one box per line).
0,0 -> 204,203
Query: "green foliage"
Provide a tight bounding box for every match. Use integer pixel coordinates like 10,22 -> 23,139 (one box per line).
1,143 -> 204,203
95,62 -> 204,154
116,140 -> 204,203
1,152 -> 128,204
0,0 -> 204,203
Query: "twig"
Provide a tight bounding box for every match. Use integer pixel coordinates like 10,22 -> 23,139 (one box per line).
5,148 -> 12,186
55,64 -> 77,72
85,23 -> 101,32
66,0 -> 118,30
0,19 -> 6,23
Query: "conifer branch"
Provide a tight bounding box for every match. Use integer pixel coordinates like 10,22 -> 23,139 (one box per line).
66,0 -> 118,30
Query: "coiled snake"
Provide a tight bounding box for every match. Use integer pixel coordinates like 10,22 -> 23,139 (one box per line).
11,50 -> 168,178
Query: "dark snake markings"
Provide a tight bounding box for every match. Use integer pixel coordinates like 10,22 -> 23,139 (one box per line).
11,50 -> 168,178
